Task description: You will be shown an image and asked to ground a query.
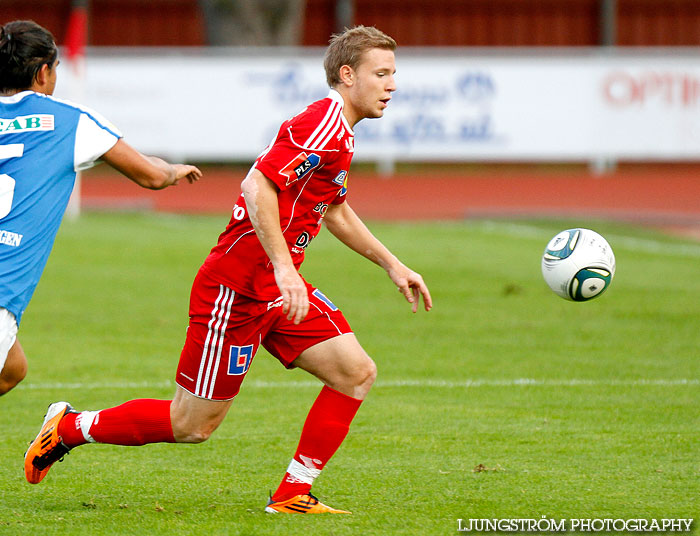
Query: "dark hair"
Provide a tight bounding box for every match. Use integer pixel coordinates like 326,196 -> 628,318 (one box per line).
0,20 -> 58,92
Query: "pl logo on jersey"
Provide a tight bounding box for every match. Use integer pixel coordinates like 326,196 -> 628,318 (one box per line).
280,152 -> 321,186
0,114 -> 54,136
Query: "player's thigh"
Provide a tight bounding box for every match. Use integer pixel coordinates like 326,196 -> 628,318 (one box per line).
170,386 -> 234,443
176,270 -> 268,401
293,333 -> 377,400
263,286 -> 353,370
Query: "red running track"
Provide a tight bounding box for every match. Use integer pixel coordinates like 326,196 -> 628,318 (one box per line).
81,166 -> 700,235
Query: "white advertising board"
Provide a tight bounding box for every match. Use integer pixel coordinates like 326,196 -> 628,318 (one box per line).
57,48 -> 700,162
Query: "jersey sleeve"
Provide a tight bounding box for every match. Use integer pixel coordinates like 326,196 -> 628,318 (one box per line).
254,104 -> 337,192
73,109 -> 122,171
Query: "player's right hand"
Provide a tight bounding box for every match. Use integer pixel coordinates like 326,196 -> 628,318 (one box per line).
274,263 -> 309,325
172,164 -> 202,185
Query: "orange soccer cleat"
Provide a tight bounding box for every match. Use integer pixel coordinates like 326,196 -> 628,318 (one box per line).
24,401 -> 74,484
265,493 -> 351,514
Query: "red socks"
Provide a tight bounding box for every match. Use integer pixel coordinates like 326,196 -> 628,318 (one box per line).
55,386 -> 361,501
272,385 -> 362,502
58,399 -> 175,448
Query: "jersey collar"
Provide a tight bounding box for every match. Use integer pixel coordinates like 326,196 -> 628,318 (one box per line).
0,90 -> 36,103
327,89 -> 354,135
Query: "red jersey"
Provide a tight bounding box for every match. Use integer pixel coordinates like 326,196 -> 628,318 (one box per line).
201,90 -> 355,300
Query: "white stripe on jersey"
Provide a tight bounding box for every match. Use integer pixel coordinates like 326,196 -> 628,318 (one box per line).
195,285 -> 235,398
315,119 -> 343,151
303,101 -> 341,149
302,100 -> 337,148
288,127 -> 341,153
309,104 -> 342,150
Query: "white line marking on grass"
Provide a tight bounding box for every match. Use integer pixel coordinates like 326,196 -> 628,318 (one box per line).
377,378 -> 700,388
20,378 -> 699,391
477,221 -> 700,258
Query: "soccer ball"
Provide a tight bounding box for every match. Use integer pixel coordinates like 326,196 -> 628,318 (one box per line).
541,228 -> 616,301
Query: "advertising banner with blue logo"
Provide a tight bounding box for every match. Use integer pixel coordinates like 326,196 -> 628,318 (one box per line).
58,49 -> 700,162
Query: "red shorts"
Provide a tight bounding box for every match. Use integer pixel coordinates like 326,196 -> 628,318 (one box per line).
175,268 -> 353,400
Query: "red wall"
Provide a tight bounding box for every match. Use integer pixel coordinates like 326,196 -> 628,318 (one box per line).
617,0 -> 700,46
349,0 -> 600,47
3,0 -> 700,47
304,0 -> 700,47
1,0 -> 205,46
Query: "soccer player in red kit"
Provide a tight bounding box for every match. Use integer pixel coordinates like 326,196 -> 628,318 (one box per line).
25,25 -> 431,514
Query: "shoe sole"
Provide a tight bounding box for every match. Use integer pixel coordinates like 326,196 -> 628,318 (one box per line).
264,497 -> 351,514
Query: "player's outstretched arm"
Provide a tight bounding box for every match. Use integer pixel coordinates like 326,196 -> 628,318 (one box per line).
324,202 -> 432,313
101,139 -> 202,190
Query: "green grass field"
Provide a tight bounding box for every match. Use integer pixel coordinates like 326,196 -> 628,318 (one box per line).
1,213 -> 698,535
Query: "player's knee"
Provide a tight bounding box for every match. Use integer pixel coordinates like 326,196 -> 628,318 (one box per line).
0,379 -> 12,395
173,422 -> 216,444
0,375 -> 21,395
359,356 -> 377,388
347,356 -> 376,399
185,428 -> 213,444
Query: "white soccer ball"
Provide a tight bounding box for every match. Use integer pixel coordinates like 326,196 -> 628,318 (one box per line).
541,228 -> 616,301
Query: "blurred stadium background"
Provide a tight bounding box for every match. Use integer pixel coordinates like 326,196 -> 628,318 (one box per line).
2,5 -> 699,531
3,0 -> 699,235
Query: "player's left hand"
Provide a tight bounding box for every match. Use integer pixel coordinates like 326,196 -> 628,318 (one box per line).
388,265 -> 432,313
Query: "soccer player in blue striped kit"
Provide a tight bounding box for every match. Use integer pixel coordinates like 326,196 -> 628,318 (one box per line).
0,20 -> 202,395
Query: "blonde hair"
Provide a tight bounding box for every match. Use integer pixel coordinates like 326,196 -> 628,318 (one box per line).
323,25 -> 396,87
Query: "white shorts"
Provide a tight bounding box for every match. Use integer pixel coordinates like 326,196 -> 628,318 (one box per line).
0,308 -> 18,373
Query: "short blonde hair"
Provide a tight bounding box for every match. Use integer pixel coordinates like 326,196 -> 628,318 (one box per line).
324,25 -> 397,87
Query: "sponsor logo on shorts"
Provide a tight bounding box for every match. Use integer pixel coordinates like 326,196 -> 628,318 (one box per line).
267,296 -> 284,310
228,344 -> 255,376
